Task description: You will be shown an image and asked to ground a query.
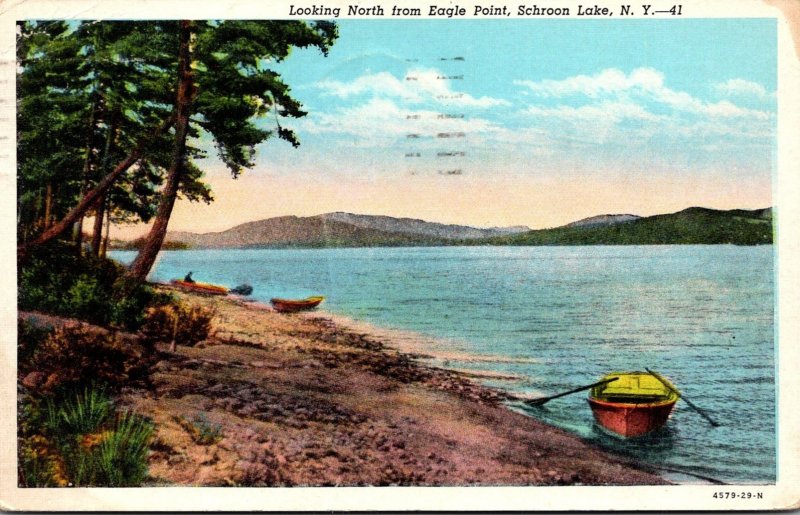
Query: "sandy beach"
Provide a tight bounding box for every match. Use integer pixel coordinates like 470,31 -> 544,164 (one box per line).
98,287 -> 669,486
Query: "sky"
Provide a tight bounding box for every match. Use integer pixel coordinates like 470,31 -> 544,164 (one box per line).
114,18 -> 776,237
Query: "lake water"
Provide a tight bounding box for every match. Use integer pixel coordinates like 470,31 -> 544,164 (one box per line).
112,245 -> 775,484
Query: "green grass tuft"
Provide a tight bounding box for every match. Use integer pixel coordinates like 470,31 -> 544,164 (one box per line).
95,411 -> 154,486
45,387 -> 112,437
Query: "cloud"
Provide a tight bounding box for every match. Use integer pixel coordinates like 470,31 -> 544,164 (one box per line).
523,101 -> 659,123
297,98 -> 499,145
280,66 -> 774,179
315,68 -> 509,108
516,67 -> 772,120
511,68 -> 776,169
515,68 -> 663,98
713,78 -> 772,100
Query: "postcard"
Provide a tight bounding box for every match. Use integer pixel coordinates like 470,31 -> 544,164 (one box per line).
1,0 -> 799,511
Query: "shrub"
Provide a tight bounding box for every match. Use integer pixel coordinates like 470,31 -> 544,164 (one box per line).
18,241 -> 172,331
20,387 -> 154,487
111,276 -> 174,331
18,319 -> 53,374
62,275 -> 107,321
175,414 -> 223,445
18,435 -> 68,487
30,326 -> 149,393
142,303 -> 215,347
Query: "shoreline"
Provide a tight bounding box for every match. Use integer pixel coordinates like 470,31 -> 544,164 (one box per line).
267,304 -> 725,485
106,286 -> 672,486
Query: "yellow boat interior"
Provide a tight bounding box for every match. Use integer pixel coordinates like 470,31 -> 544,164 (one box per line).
590,371 -> 680,404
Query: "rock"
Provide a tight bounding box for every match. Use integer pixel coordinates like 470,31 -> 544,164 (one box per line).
205,383 -> 226,394
218,397 -> 243,411
21,371 -> 46,389
242,428 -> 259,441
152,360 -> 171,372
239,405 -> 258,416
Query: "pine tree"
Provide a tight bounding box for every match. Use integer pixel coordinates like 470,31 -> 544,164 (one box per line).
18,19 -> 337,273
126,20 -> 337,279
17,21 -> 178,257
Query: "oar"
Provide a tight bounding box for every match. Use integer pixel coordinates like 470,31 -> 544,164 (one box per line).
525,377 -> 619,407
645,368 -> 720,428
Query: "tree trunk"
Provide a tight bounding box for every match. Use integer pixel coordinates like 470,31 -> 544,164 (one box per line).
91,194 -> 106,256
76,98 -> 100,250
92,108 -> 119,256
17,113 -> 175,259
101,205 -> 111,258
42,182 -> 53,230
126,20 -> 194,281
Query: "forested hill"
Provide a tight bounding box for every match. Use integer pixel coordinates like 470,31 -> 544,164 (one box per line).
481,207 -> 773,246
153,213 -> 529,249
116,207 -> 773,249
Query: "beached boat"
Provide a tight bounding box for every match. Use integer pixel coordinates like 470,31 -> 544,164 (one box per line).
270,296 -> 325,313
587,371 -> 679,438
170,279 -> 229,296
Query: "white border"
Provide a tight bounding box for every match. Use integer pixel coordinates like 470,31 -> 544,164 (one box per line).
1,0 -> 798,511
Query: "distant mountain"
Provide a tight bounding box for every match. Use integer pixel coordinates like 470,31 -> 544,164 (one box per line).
564,214 -> 641,229
486,225 -> 533,234
319,212 -> 531,240
486,207 -> 772,246
118,207 -> 771,250
160,213 -> 530,249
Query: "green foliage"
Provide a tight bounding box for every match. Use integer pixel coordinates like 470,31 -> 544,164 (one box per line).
114,238 -> 191,250
44,387 -> 112,437
63,275 -> 106,320
111,275 -> 176,330
176,414 -> 223,445
17,319 -> 53,372
142,302 -> 215,347
52,410 -> 154,487
18,241 -> 172,330
16,21 -> 177,244
93,412 -> 154,486
18,434 -> 66,487
18,391 -> 63,486
191,20 -> 337,177
16,22 -> 89,243
17,20 -> 338,260
19,387 -> 154,487
192,415 -> 223,446
484,207 -> 773,247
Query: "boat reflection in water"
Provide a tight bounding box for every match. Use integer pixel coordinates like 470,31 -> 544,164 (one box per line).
591,419 -> 678,460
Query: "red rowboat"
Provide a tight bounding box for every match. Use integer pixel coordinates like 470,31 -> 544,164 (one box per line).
270,296 -> 325,313
170,279 -> 228,296
587,371 -> 679,438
